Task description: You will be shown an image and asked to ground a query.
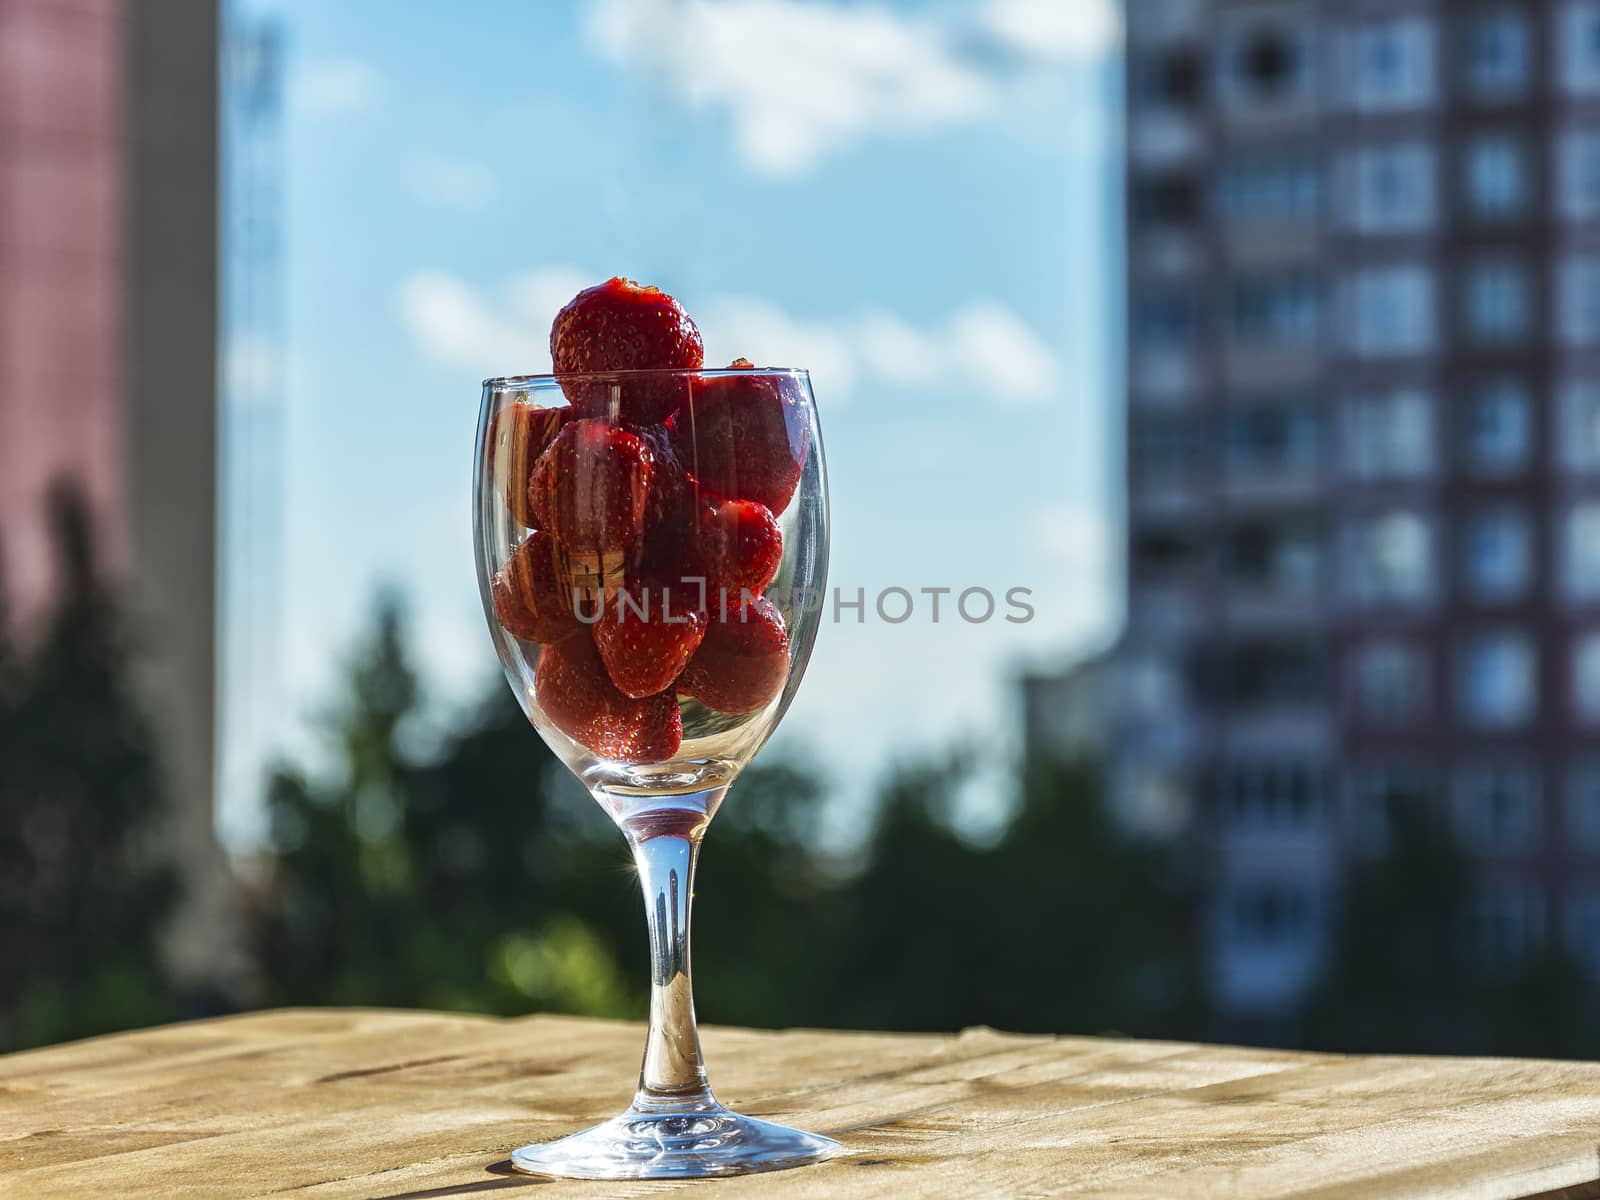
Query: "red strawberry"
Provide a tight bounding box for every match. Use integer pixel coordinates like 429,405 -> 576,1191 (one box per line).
693,495 -> 782,604
593,579 -> 707,698
669,359 -> 809,515
535,634 -> 683,763
679,596 -> 790,715
528,419 -> 654,553
488,403 -> 568,528
492,531 -> 582,644
635,423 -> 695,552
550,277 -> 703,424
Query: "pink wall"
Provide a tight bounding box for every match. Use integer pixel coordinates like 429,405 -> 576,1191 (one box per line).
0,0 -> 126,629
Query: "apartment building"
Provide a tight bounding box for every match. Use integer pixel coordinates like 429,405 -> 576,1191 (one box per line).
1117,0 -> 1600,1037
0,0 -> 228,988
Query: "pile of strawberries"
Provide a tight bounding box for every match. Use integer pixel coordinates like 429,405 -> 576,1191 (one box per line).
489,277 -> 809,764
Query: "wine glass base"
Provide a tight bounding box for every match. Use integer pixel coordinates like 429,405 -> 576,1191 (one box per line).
509,1103 -> 842,1180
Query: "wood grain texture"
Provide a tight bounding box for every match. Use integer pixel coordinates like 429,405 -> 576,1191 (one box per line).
1,1009 -> 1598,1199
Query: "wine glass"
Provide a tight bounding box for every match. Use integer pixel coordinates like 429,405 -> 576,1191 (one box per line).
472,367 -> 837,1179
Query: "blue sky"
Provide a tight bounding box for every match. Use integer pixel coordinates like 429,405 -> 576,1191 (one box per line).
222,0 -> 1123,846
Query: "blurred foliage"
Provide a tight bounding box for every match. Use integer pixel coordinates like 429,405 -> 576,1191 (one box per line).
254,596 -> 632,1017
1304,798 -> 1600,1059
254,597 -> 1600,1055
0,489 -> 181,1050
253,596 -> 1205,1039
6,573 -> 1598,1057
1303,798 -> 1479,1054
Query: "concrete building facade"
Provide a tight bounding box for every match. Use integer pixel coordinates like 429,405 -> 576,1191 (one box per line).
1119,0 -> 1600,1038
0,0 -> 228,988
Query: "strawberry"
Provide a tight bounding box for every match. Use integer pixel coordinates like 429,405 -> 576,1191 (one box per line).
669,359 -> 809,515
528,419 -> 654,553
550,277 -> 703,424
492,531 -> 582,644
679,596 -> 790,715
593,579 -> 707,698
636,423 -> 695,552
488,403 -> 568,528
693,494 -> 782,604
535,634 -> 683,763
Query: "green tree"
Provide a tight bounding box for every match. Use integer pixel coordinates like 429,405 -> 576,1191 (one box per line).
255,595 -> 634,1017
256,601 -> 1204,1041
795,756 -> 1203,1036
0,488 -> 180,1049
1302,795 -> 1478,1054
1479,950 -> 1600,1059
685,758 -> 849,1029
1305,790 -> 1600,1059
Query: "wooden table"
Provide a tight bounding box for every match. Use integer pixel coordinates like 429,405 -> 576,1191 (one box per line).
1,1009 -> 1599,1198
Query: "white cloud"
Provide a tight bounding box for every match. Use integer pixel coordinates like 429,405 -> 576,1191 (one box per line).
697,296 -> 860,398
407,155 -> 497,212
854,310 -> 942,386
505,269 -> 600,334
584,0 -> 1118,176
980,0 -> 1120,63
397,271 -> 551,377
1031,503 -> 1110,570
397,269 -> 1064,407
700,296 -> 1062,407
224,334 -> 284,407
289,59 -> 381,116
947,301 -> 1061,406
587,0 -> 992,176
1028,502 -> 1118,642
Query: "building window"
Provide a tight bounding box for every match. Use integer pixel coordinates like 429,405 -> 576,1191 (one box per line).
1346,144 -> 1434,232
1464,10 -> 1530,100
1567,761 -> 1600,849
1344,511 -> 1433,606
1351,19 -> 1436,112
1228,521 -> 1320,595
1346,266 -> 1434,357
1224,405 -> 1319,479
1559,2 -> 1600,95
1557,131 -> 1600,221
1221,20 -> 1312,113
1457,630 -> 1537,729
1138,46 -> 1203,110
1559,256 -> 1600,346
1134,293 -> 1197,356
1575,632 -> 1600,723
1464,137 -> 1527,220
1563,503 -> 1600,603
1131,527 -> 1195,578
1225,883 -> 1316,947
1218,762 -> 1324,832
1462,259 -> 1530,345
1558,381 -> 1600,476
1460,507 -> 1532,602
1344,390 -> 1433,480
1471,883 -> 1543,969
1226,639 -> 1323,709
1461,380 -> 1531,477
1347,764 -> 1432,856
1566,889 -> 1600,980
1453,763 -> 1541,852
1133,414 -> 1200,486
1134,174 -> 1201,230
1219,153 -> 1320,226
1228,273 -> 1321,350
1352,639 -> 1430,725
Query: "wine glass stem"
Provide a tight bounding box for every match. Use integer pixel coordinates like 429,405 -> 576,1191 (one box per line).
629,828 -> 713,1112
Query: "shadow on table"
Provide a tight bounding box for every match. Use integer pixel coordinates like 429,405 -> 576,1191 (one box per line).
375,1159 -> 548,1199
